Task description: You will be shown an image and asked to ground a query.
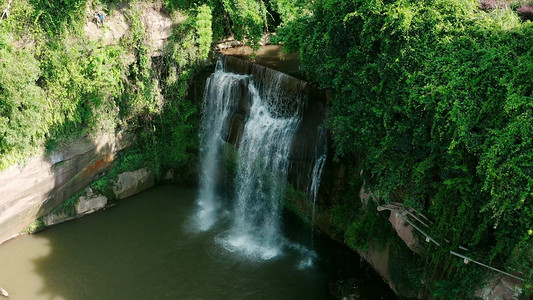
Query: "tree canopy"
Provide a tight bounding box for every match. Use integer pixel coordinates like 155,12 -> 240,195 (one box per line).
280,0 -> 532,296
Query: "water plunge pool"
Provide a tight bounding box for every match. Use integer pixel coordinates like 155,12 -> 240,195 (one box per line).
0,185 -> 396,299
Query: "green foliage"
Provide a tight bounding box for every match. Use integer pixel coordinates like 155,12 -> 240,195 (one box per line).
221,0 -> 266,44
30,0 -> 87,34
389,241 -> 425,294
164,4 -> 213,66
51,190 -> 81,217
162,0 -> 197,12
42,39 -> 125,142
120,7 -> 159,118
195,4 -> 212,59
22,218 -> 46,234
142,11 -> 221,181
0,28 -> 45,168
154,62 -> 200,180
0,0 -> 44,42
328,171 -> 394,249
90,176 -> 114,199
163,0 -> 297,45
267,0 -> 312,29
281,0 -> 533,295
284,183 -> 311,224
0,0 -> 210,180
344,200 -> 393,251
330,175 -> 363,239
162,0 -> 227,41
91,149 -> 147,199
430,261 -> 486,299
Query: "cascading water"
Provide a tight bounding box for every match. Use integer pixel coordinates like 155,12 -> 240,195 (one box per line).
308,127 -> 328,225
196,56 -> 316,263
219,76 -> 304,260
195,60 -> 248,231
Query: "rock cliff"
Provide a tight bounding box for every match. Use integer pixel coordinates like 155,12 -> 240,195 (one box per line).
0,133 -> 129,244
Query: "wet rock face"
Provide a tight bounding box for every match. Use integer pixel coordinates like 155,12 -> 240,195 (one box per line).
219,55 -> 328,192
288,87 -> 328,192
225,78 -> 251,147
227,112 -> 246,147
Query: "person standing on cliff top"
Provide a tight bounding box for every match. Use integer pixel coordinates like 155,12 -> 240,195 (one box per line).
96,11 -> 105,28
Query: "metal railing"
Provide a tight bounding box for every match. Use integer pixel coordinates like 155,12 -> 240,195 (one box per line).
0,0 -> 12,23
377,202 -> 525,281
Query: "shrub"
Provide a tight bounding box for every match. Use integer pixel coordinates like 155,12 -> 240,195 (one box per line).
195,4 -> 213,59
280,0 -> 533,294
0,28 -> 46,168
29,0 -> 87,34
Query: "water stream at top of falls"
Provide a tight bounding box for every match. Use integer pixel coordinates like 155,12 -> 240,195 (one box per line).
196,57 -> 314,262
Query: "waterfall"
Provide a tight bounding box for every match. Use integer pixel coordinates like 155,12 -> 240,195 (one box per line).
195,60 -> 249,231
308,128 -> 327,225
197,56 -> 316,263
220,77 -> 304,260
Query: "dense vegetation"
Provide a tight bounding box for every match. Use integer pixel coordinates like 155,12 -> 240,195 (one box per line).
277,0 -> 532,297
0,0 -> 222,177
1,0 -> 531,298
0,0 -> 283,172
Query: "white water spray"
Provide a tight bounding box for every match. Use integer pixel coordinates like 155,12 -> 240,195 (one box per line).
195,60 -> 249,231
198,56 -> 316,263
220,79 -> 304,260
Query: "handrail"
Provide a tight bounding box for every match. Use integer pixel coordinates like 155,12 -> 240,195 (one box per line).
0,0 -> 12,23
403,209 -> 430,228
378,205 -> 440,246
377,203 -> 525,282
450,251 -> 524,281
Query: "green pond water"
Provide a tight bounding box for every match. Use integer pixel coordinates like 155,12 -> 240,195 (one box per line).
0,185 -> 396,299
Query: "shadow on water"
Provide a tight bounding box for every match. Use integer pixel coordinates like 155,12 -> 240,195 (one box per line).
281,209 -> 398,300
28,185 -> 194,300
16,185 -> 398,299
